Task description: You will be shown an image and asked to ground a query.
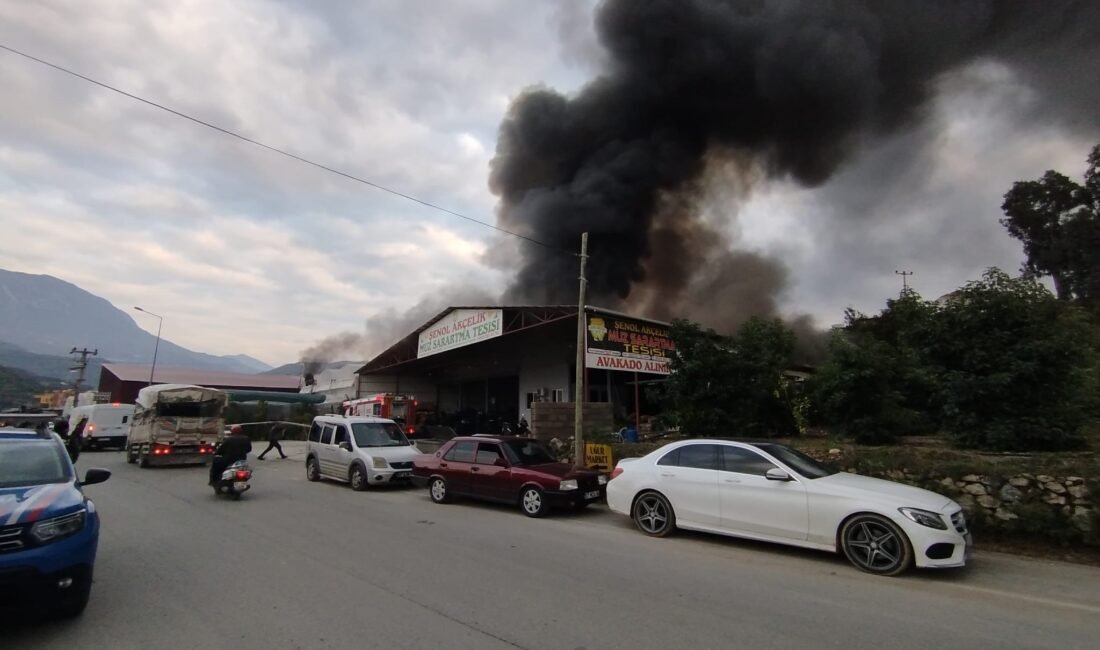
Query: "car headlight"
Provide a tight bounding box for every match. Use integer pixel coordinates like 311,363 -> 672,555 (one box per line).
898,507 -> 948,530
559,479 -> 578,491
30,509 -> 87,544
598,475 -> 608,485
372,457 -> 388,469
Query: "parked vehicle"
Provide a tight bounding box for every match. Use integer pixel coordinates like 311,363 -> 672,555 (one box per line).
212,460 -> 252,500
606,439 -> 971,576
68,403 -> 135,450
342,393 -> 425,436
0,427 -> 111,617
125,385 -> 223,467
412,436 -> 608,517
304,415 -> 419,490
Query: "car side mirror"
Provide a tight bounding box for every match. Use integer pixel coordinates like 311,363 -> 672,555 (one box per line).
82,468 -> 111,486
494,458 -> 508,468
765,468 -> 793,482
339,441 -> 352,452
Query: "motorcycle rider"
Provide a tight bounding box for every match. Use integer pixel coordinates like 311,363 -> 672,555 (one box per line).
209,424 -> 252,485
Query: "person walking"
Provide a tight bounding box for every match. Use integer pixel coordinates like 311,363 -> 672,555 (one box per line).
258,424 -> 288,460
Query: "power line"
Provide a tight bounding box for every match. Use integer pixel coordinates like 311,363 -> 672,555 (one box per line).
0,43 -> 563,252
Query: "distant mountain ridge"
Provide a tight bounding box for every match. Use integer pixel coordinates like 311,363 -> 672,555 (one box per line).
0,269 -> 273,379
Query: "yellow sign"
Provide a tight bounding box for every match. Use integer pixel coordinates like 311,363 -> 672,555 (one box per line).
584,443 -> 613,471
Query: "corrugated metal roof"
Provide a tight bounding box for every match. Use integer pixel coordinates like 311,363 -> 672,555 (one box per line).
101,363 -> 300,390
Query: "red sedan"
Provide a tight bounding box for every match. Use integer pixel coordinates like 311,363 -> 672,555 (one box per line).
412,436 -> 607,517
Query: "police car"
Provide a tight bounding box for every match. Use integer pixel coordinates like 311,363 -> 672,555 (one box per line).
0,427 -> 110,617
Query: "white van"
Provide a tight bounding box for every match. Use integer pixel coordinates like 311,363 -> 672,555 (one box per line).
69,403 -> 136,450
304,415 -> 419,490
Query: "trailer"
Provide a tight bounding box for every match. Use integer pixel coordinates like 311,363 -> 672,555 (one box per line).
126,384 -> 225,467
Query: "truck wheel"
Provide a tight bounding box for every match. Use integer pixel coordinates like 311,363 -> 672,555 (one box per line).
306,457 -> 320,482
126,444 -> 137,464
139,446 -> 150,468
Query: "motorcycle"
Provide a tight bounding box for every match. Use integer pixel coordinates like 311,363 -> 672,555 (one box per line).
212,459 -> 252,500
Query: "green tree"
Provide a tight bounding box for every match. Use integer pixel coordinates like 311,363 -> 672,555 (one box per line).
811,290 -> 941,444
927,269 -> 1098,451
1001,144 -> 1100,309
656,317 -> 795,437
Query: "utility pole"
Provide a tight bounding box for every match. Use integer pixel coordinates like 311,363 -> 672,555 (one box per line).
69,347 -> 98,396
573,232 -> 589,467
134,307 -> 163,386
895,270 -> 913,291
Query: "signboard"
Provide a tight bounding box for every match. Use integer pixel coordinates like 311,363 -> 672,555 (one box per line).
584,443 -> 613,471
417,309 -> 503,358
585,312 -> 673,375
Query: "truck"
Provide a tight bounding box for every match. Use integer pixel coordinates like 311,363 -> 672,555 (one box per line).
125,384 -> 225,467
69,403 -> 136,450
343,393 -> 428,436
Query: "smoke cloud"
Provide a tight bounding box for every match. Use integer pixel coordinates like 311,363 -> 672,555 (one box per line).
490,0 -> 1100,334
298,285 -> 496,371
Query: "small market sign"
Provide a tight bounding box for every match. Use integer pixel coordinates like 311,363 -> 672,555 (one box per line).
585,313 -> 673,375
584,443 -> 613,472
417,309 -> 503,358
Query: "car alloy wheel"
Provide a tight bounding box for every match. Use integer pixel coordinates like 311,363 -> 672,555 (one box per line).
521,486 -> 548,518
632,492 -> 675,537
841,514 -> 913,576
350,465 -> 367,491
430,478 -> 450,504
306,458 -> 320,482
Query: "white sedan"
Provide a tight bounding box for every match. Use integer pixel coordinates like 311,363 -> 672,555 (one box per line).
606,439 -> 971,576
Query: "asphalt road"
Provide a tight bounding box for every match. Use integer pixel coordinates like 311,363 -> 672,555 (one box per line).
6,442 -> 1099,650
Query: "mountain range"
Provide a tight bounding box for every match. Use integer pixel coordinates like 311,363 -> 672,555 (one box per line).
0,269 -> 279,384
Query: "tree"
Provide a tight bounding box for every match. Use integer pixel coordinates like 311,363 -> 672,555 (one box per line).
926,269 -> 1098,451
655,317 -> 795,437
1001,144 -> 1100,309
811,291 -> 941,444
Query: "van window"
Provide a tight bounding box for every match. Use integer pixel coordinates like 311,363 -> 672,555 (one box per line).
320,425 -> 334,445
333,425 -> 348,445
309,422 -> 322,443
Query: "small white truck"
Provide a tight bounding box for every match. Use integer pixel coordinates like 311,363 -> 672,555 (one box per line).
69,403 -> 135,450
126,384 -> 226,467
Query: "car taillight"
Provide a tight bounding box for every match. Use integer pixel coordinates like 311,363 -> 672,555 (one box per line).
610,467 -> 624,480
153,445 -> 171,455
235,470 -> 250,480
88,424 -> 96,432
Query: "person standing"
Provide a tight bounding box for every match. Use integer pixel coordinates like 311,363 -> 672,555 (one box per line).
257,424 -> 288,460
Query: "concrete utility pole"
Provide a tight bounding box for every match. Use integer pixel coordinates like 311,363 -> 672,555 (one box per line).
69,347 -> 98,396
134,307 -> 163,387
895,270 -> 913,291
573,232 -> 589,467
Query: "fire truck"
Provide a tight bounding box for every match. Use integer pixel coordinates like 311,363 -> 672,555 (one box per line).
343,393 -> 425,435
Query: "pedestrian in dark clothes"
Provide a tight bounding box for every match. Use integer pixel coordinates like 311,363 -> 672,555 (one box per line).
258,424 -> 288,459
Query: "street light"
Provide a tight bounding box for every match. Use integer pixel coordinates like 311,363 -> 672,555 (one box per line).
134,307 -> 163,386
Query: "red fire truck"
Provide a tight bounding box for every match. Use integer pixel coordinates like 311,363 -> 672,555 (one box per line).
343,394 -> 423,435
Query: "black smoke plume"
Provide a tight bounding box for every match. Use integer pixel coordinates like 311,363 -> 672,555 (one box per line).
490,0 -> 1100,333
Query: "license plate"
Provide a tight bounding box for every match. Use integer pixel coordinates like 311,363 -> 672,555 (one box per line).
233,481 -> 249,491
584,490 -> 600,499
394,472 -> 411,479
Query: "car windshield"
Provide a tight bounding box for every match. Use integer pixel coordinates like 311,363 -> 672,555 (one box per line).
351,422 -> 410,447
501,439 -> 557,466
0,440 -> 71,488
756,444 -> 837,479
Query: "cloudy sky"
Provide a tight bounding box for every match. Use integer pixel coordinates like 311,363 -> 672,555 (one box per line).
0,0 -> 1095,366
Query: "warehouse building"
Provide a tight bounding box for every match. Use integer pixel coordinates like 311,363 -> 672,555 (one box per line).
98,363 -> 301,404
354,306 -> 672,438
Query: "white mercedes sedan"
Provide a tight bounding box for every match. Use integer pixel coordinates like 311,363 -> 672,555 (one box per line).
606,439 -> 971,575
